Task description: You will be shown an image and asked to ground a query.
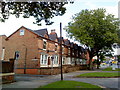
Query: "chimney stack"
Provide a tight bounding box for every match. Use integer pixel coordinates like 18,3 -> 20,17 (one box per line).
51,29 -> 55,33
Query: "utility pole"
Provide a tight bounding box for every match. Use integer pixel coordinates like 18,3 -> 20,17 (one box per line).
24,47 -> 27,74
60,22 -> 63,80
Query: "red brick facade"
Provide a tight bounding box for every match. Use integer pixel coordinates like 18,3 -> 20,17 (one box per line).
1,26 -> 89,75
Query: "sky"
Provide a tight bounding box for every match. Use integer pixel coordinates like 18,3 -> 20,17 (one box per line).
0,0 -> 120,48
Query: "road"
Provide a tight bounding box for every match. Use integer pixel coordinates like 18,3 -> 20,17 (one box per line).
2,70 -> 120,90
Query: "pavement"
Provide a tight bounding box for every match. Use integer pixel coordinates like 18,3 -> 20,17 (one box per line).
1,67 -> 120,90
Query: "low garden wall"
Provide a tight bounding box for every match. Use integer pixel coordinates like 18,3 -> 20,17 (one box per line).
1,59 -> 15,84
15,64 -> 87,75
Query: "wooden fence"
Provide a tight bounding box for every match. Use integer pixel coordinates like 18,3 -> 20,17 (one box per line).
1,59 -> 15,84
2,59 -> 15,73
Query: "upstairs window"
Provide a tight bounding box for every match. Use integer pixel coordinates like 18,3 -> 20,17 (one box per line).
43,39 -> 47,49
72,49 -> 74,55
68,48 -> 70,55
20,29 -> 25,36
76,51 -> 78,56
62,46 -> 64,54
55,45 -> 57,51
79,52 -> 81,55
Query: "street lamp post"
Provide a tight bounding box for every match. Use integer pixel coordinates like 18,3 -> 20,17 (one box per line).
60,22 -> 63,80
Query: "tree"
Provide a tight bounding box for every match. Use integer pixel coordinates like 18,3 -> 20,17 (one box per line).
0,1 -> 72,25
65,8 -> 120,69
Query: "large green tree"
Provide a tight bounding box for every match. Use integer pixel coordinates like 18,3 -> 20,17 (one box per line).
0,1 -> 72,25
65,8 -> 120,69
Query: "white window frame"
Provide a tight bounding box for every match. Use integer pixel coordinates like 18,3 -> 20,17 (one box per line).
72,49 -> 74,55
55,44 -> 58,52
62,46 -> 64,54
67,57 -> 71,64
76,58 -> 80,64
62,57 -> 66,64
40,54 -> 48,65
43,39 -> 47,50
53,55 -> 58,65
20,29 -> 25,36
71,58 -> 75,64
68,48 -> 70,55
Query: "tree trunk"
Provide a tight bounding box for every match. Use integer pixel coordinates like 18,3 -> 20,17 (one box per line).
87,49 -> 94,70
96,53 -> 100,69
97,61 -> 100,69
88,57 -> 93,70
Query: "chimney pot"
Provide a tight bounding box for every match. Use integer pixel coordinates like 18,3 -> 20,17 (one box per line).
51,29 -> 55,32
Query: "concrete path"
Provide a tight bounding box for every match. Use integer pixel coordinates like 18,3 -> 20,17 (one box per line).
2,70 -> 120,90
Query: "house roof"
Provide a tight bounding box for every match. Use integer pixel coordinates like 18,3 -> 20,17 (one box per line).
58,37 -> 64,43
33,28 -> 48,37
6,26 -> 84,50
0,35 -> 7,37
6,26 -> 48,40
49,32 -> 58,41
74,43 -> 78,49
64,39 -> 70,46
70,42 -> 74,48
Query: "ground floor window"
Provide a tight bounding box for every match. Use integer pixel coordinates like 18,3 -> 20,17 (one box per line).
76,58 -> 80,64
83,59 -> 87,64
80,59 -> 83,64
62,57 -> 66,64
67,57 -> 71,64
80,59 -> 87,64
40,54 -> 48,65
71,58 -> 75,64
53,55 -> 58,64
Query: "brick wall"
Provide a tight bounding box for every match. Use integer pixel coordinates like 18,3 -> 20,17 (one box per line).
1,59 -> 15,84
3,26 -> 89,75
15,65 -> 87,75
2,74 -> 14,84
4,27 -> 39,68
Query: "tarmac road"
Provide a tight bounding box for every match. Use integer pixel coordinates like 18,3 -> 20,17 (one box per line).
2,70 -> 120,90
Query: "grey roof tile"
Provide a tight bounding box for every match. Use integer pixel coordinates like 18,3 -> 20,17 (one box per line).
49,32 -> 58,41
33,28 -> 48,37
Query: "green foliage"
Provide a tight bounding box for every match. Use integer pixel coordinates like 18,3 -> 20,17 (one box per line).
102,67 -> 120,71
118,55 -> 120,59
0,2 -> 67,25
36,80 -> 101,88
65,8 -> 120,57
77,72 -> 119,77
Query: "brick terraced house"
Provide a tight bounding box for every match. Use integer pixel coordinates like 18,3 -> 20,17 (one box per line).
1,26 -> 89,75
0,35 -> 7,60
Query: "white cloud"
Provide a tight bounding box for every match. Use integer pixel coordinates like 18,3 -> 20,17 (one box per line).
84,1 -> 97,9
75,0 -> 119,3
105,5 -> 118,17
0,0 -> 119,42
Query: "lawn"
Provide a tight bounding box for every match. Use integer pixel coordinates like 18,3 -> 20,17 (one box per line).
76,72 -> 119,78
102,67 -> 120,71
35,80 -> 101,89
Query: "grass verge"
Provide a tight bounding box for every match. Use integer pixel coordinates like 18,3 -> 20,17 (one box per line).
35,80 -> 101,89
102,67 -> 120,71
76,72 -> 119,78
